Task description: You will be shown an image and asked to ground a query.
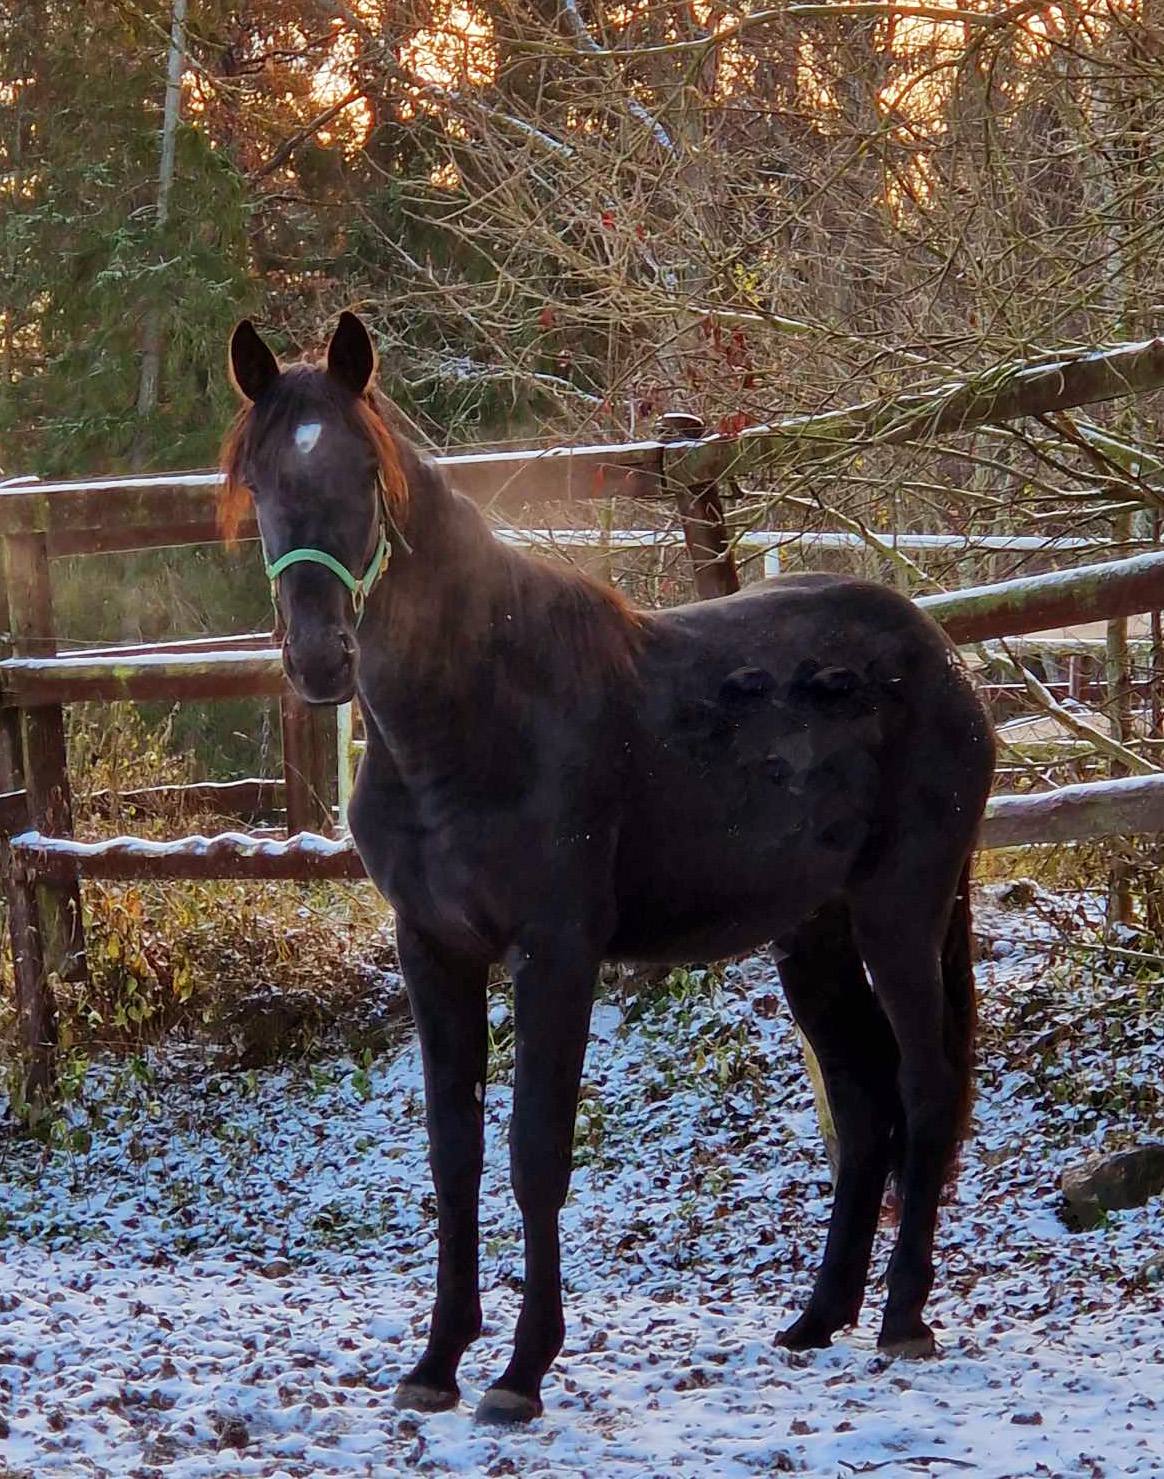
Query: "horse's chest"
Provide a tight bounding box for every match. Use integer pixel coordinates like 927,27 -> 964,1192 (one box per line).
350,783 -> 520,952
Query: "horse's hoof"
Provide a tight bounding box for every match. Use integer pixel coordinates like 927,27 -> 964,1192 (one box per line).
474,1387 -> 543,1425
878,1326 -> 937,1359
394,1380 -> 460,1413
777,1313 -> 836,1351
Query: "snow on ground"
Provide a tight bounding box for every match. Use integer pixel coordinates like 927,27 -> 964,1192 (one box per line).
1,887 -> 1162,1478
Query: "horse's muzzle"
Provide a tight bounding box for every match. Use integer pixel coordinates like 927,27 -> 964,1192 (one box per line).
282,627 -> 357,705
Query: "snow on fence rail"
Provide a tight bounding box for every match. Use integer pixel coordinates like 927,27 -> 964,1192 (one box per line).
982,775 -> 1164,850
13,773 -> 1164,885
8,828 -> 363,882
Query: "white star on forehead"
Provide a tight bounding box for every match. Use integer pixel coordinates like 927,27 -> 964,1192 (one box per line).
295,421 -> 323,455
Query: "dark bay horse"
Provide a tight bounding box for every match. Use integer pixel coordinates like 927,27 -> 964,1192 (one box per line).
222,312 -> 995,1425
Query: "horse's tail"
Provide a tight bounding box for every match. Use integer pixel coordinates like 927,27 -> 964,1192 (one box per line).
941,857 -> 978,1149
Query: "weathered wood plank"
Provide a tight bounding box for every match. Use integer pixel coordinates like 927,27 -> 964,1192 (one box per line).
2,532 -> 87,989
0,443 -> 669,550
981,774 -> 1164,849
10,828 -> 365,881
52,519 -> 258,557
440,440 -> 665,509
657,414 -> 740,600
0,836 -> 55,1101
0,564 -> 55,1100
0,477 -> 230,548
0,724 -> 56,1103
917,550 -> 1164,644
0,648 -> 286,706
83,777 -> 285,820
280,695 -> 336,836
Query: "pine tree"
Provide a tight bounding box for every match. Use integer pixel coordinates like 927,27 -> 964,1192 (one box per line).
0,1 -> 250,477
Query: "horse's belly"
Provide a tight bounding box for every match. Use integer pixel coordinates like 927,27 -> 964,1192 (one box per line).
607,682 -> 882,960
607,908 -> 790,964
609,808 -> 859,963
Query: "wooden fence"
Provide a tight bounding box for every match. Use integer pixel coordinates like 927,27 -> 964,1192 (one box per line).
4,417 -> 1164,1095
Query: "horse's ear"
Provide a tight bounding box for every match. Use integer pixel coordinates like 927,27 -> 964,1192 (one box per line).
229,320 -> 280,403
327,311 -> 376,396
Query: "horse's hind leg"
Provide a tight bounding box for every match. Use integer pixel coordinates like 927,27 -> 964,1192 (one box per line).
775,903 -> 900,1350
849,869 -> 970,1356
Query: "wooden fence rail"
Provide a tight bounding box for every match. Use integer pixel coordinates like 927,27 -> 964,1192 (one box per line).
4,548 -> 1164,711
4,546 -> 1164,877
10,774 -> 1164,885
917,551 -> 1164,645
8,829 -> 363,882
982,775 -> 1164,850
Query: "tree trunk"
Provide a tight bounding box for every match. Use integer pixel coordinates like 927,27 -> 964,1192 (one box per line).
134,0 -> 186,455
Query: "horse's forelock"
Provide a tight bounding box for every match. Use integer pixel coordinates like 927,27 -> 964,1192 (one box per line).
217,404 -> 254,546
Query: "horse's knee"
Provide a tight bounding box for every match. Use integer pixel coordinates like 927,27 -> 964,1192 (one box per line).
511,1156 -> 570,1217
835,1121 -> 894,1182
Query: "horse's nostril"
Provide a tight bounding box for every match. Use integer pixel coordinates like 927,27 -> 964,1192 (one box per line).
281,629 -> 355,703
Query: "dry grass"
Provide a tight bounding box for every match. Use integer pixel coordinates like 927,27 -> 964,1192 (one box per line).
1,705 -> 400,1072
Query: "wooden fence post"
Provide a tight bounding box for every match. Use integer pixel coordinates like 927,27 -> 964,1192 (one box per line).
0,565 -> 59,1101
2,533 -> 87,988
1105,612 -> 1135,927
0,832 -> 55,1104
656,412 -> 740,600
280,695 -> 336,836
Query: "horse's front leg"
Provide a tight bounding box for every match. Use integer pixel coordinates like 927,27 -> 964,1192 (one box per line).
393,921 -> 489,1413
475,927 -> 601,1425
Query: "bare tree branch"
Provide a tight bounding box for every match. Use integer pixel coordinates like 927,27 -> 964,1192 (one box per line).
249,86 -> 366,184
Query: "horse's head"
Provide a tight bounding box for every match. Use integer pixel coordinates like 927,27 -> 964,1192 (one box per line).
221,312 -> 406,705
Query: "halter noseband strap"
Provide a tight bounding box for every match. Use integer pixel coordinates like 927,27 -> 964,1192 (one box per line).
265,528 -> 390,620
261,475 -> 395,621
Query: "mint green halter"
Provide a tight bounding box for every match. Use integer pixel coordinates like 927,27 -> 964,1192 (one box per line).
264,528 -> 390,619
262,476 -> 394,621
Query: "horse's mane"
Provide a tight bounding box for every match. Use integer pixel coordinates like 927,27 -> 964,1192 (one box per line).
485,531 -> 647,683
387,446 -> 647,686
217,364 -> 408,543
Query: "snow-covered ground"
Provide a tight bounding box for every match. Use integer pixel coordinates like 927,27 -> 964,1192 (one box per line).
1,887 -> 1162,1477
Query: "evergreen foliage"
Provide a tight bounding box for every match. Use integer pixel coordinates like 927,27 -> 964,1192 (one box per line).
1,2 -> 251,475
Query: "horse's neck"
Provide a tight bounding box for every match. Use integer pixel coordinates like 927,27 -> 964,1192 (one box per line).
357,439 -> 641,757
358,453 -> 515,701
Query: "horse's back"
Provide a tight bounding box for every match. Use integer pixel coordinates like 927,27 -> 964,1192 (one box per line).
649,571 -> 950,659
